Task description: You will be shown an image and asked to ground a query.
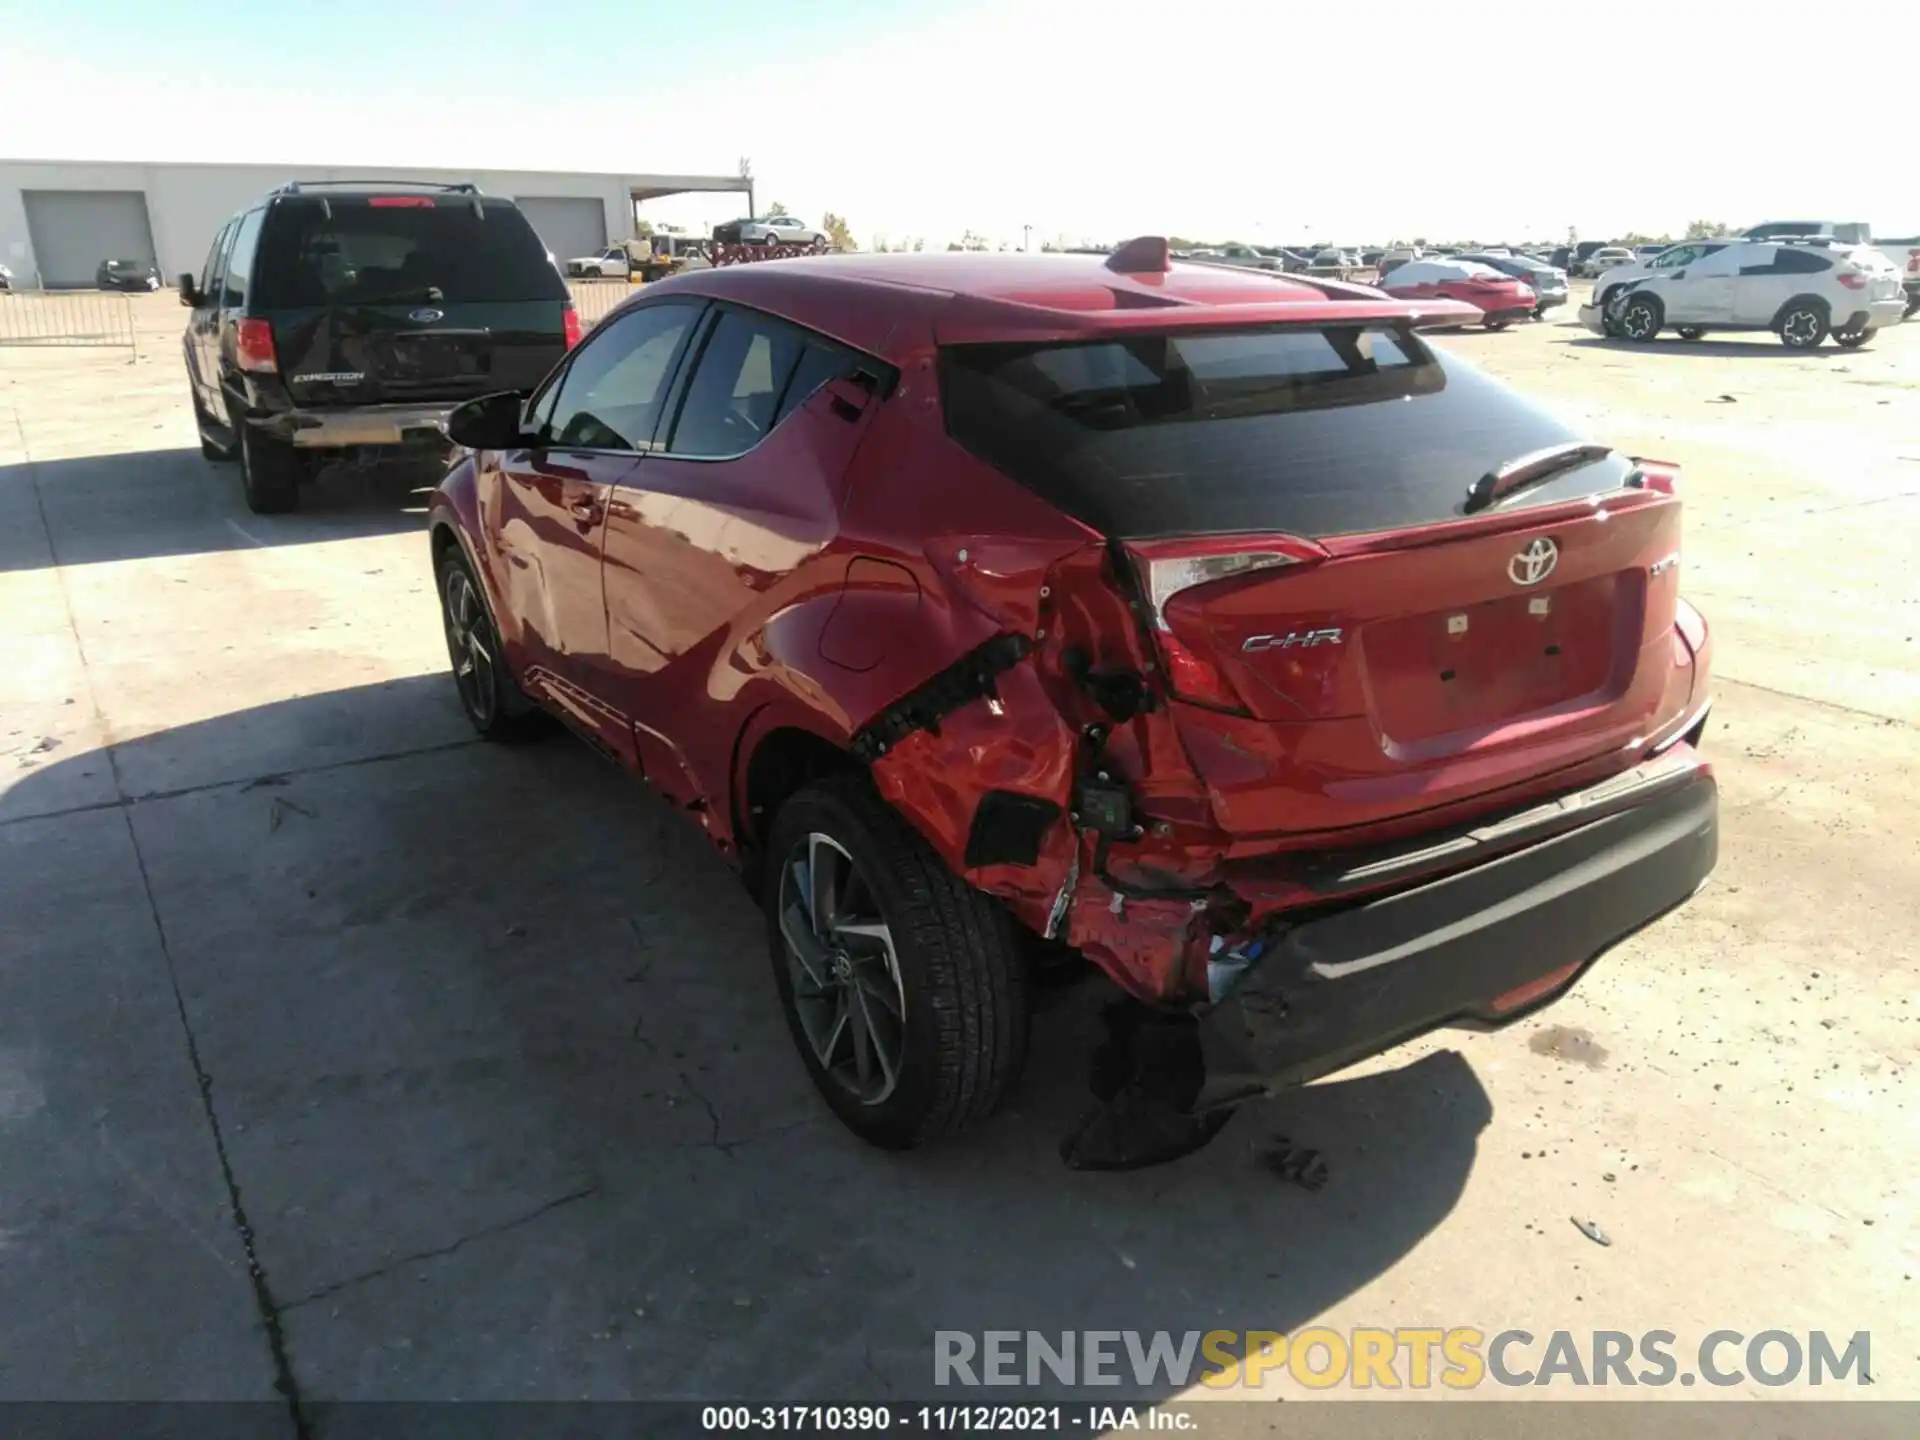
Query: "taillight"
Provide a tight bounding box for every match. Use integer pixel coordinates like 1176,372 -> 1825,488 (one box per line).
563,305 -> 583,349
1137,546 -> 1317,710
1628,457 -> 1680,495
367,195 -> 436,208
1836,271 -> 1867,290
234,317 -> 277,373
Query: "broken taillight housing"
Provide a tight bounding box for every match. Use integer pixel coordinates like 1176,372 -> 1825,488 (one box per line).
1627,458 -> 1680,496
1135,546 -> 1317,710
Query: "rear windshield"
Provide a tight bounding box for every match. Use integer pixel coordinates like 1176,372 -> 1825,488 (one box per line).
252,196 -> 568,308
939,325 -> 1634,539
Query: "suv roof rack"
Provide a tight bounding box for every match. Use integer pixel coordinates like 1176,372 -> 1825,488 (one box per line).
272,179 -> 483,195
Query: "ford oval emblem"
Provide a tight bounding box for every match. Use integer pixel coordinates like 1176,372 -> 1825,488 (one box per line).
409,307 -> 444,324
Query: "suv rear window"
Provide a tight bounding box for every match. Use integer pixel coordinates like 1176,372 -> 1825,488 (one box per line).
251,196 -> 568,308
939,325 -> 1634,539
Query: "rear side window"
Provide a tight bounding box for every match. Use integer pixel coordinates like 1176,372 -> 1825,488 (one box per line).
221,209 -> 265,308
252,196 -> 568,308
940,325 -> 1634,540
1770,248 -> 1832,274
775,337 -> 862,424
670,309 -> 808,457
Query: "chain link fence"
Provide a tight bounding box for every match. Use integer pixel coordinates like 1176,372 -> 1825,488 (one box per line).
0,290 -> 137,353
568,279 -> 637,333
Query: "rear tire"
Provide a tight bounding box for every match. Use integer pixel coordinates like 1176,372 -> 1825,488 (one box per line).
1675,326 -> 1706,341
1484,317 -> 1510,331
238,423 -> 303,514
764,774 -> 1029,1149
1776,301 -> 1829,349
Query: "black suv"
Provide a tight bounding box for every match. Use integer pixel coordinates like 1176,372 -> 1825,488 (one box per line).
180,181 -> 579,513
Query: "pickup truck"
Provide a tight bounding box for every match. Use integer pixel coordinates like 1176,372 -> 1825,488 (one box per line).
565,246 -> 634,278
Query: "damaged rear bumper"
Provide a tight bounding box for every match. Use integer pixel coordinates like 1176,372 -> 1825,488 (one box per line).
1195,764 -> 1718,1109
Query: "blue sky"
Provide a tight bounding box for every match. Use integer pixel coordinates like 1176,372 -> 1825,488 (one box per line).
5,0 -> 1915,246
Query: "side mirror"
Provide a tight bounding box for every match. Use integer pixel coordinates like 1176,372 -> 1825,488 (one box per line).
446,391 -> 532,451
177,273 -> 201,307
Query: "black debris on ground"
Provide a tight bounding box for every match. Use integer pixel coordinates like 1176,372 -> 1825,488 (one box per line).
1571,1216 -> 1612,1247
1260,1138 -> 1330,1193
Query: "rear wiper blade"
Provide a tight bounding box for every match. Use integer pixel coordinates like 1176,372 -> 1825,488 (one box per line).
1465,442 -> 1612,513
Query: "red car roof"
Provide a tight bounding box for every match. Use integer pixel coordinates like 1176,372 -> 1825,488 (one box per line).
644,247 -> 1479,361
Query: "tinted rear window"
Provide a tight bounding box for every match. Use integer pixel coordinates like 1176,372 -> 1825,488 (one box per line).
252,196 -> 568,308
939,325 -> 1633,539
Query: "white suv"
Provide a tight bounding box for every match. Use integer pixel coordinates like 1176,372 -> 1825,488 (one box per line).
1579,239 -> 1906,348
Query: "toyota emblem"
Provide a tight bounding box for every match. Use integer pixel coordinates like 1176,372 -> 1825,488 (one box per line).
1508,537 -> 1559,586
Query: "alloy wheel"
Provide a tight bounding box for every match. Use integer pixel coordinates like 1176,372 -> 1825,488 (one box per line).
1782,309 -> 1821,346
442,568 -> 497,728
777,832 -> 908,1106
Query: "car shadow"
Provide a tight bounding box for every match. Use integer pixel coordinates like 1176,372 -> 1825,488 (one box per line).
4,677 -> 1493,1403
0,447 -> 432,573
1555,335 -> 1838,360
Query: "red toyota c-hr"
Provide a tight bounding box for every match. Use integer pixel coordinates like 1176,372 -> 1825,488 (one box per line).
429,238 -> 1716,1161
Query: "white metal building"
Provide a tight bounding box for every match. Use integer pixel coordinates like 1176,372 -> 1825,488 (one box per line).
0,159 -> 752,289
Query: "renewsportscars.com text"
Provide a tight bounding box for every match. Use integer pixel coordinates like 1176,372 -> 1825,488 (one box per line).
934,1328 -> 1872,1390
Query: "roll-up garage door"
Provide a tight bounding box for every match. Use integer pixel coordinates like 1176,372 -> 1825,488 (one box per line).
23,190 -> 159,289
514,196 -> 609,266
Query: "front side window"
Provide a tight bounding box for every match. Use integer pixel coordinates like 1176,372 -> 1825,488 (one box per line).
666,308 -> 808,458
542,301 -> 701,451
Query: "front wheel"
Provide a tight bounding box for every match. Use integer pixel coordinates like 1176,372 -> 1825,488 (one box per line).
436,550 -> 550,742
1619,295 -> 1662,343
1675,326 -> 1706,341
1777,303 -> 1829,349
1598,289 -> 1626,337
1832,322 -> 1875,350
765,775 -> 1029,1149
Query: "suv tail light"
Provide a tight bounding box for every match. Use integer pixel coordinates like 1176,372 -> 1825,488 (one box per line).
234,317 -> 277,374
1836,270 -> 1867,290
1138,546 -> 1317,710
563,304 -> 583,349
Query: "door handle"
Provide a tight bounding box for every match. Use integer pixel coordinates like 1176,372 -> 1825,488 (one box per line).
570,500 -> 600,524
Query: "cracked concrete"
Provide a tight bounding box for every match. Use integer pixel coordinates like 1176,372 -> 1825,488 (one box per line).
1,291 -> 1916,1414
